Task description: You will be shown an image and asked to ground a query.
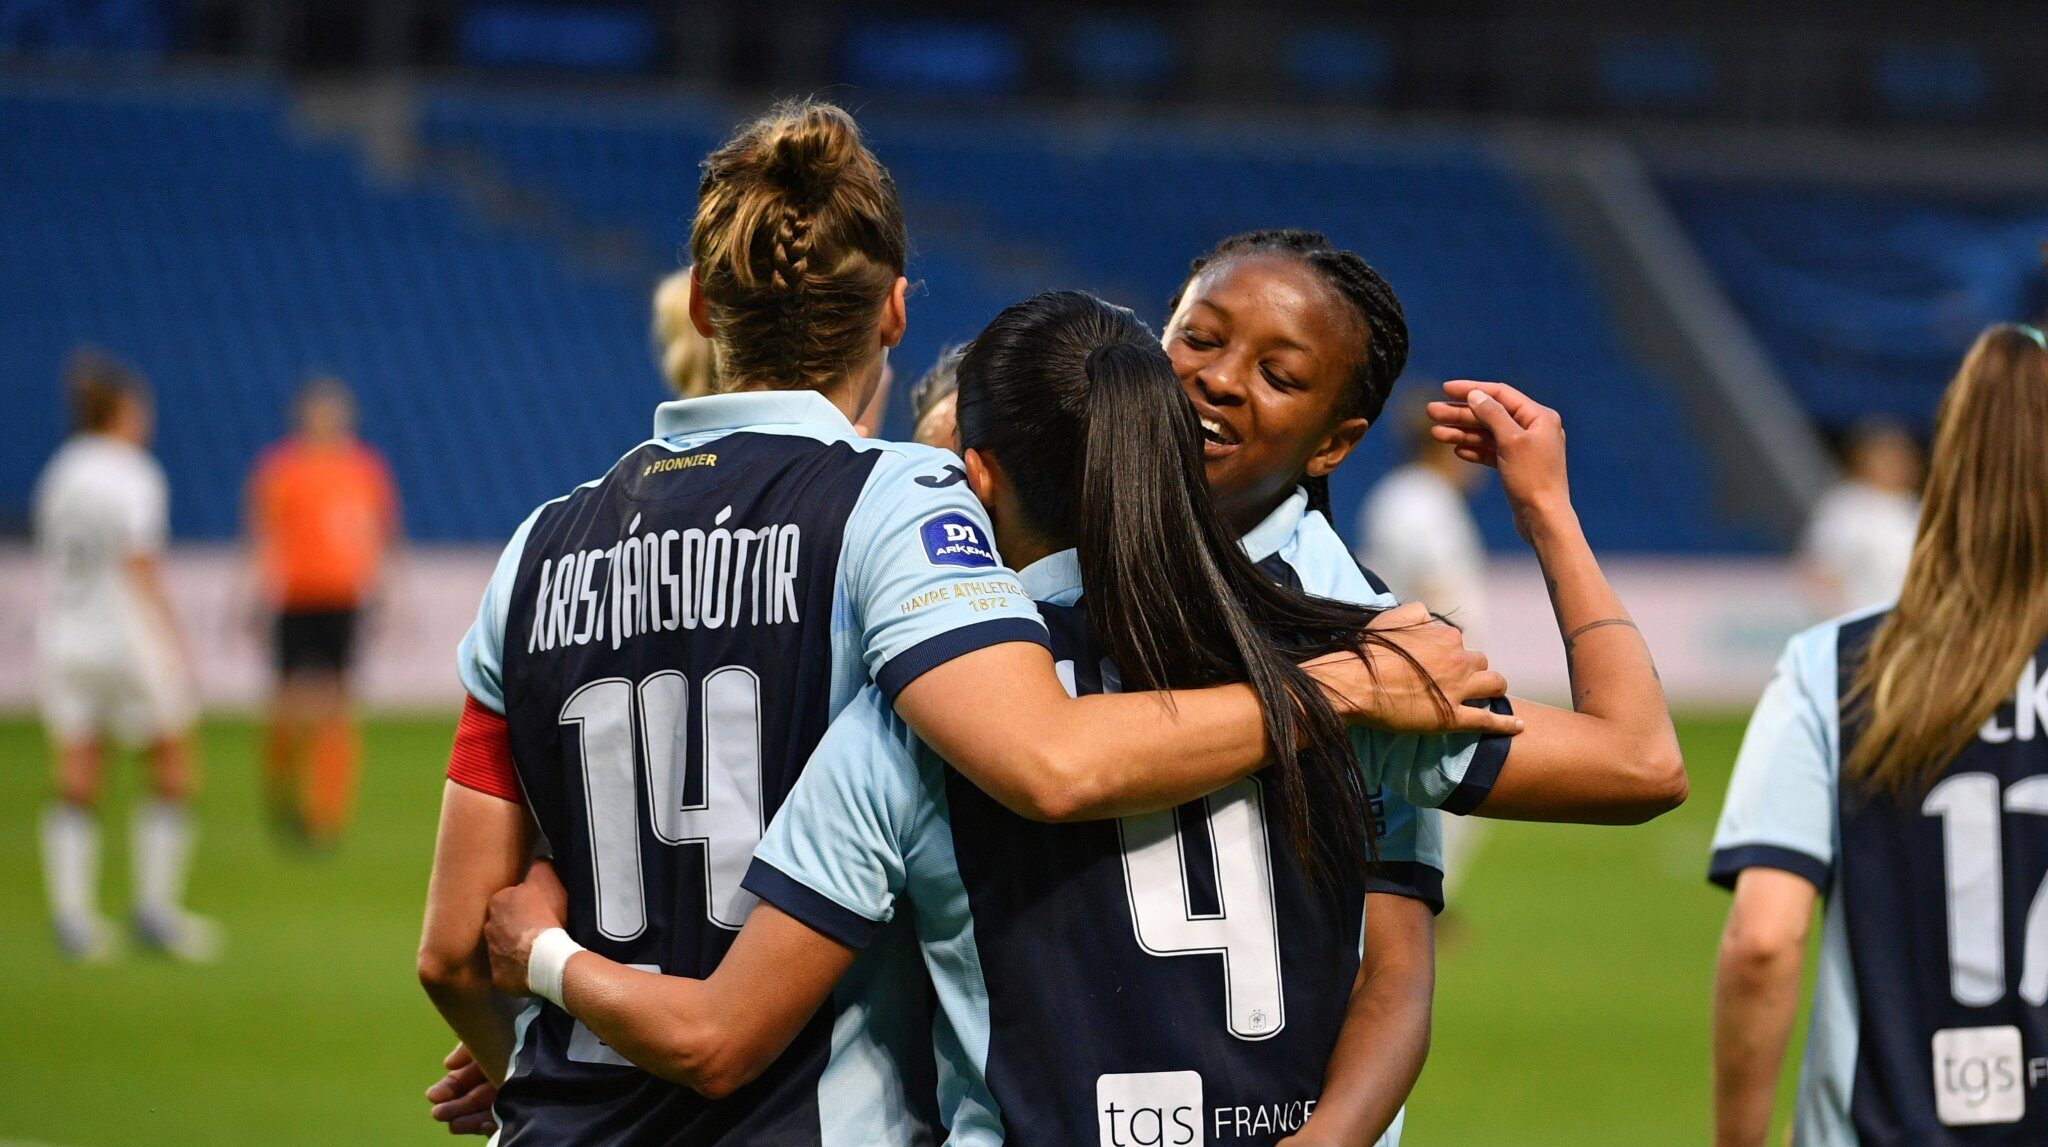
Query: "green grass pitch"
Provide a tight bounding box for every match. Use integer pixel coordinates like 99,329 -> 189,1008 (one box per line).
0,713 -> 1799,1145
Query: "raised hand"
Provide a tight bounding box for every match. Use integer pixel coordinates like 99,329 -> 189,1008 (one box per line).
1427,380 -> 1571,542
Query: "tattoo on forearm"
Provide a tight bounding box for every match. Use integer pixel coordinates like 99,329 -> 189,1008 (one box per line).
1562,617 -> 1639,659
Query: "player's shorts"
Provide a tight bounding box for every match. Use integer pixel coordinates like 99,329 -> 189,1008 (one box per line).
274,606 -> 360,674
40,637 -> 195,747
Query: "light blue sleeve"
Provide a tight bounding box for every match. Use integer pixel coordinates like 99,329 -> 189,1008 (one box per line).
1708,624 -> 1841,890
743,686 -> 930,949
840,448 -> 1048,702
1357,706 -> 1515,817
455,506 -> 543,715
1366,789 -> 1447,913
1287,514 -> 1513,815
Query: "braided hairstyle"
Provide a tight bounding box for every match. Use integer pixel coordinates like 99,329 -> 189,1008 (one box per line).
691,100 -> 907,394
1168,229 -> 1410,519
958,291 -> 1449,889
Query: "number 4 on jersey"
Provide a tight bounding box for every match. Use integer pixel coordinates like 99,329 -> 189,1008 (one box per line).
1119,777 -> 1286,1041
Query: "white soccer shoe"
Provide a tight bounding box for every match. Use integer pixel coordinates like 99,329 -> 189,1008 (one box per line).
134,908 -> 224,964
54,911 -> 120,964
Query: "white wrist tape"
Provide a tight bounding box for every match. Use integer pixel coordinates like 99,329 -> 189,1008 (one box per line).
527,927 -> 584,1008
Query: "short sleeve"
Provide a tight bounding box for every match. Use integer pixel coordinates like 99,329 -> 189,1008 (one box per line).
744,686 -> 926,949
125,456 -> 169,555
456,506 -> 542,715
1709,631 -> 1840,891
1358,697 -> 1516,815
1277,513 -> 1511,811
841,450 -> 1048,702
1366,789 -> 1447,914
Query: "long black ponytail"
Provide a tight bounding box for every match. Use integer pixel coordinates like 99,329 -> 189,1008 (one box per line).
956,290 -> 1450,889
1168,229 -> 1410,520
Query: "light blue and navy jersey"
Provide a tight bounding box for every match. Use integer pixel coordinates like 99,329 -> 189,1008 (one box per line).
1241,487 -> 1514,911
456,391 -> 1046,1146
1712,609 -> 2048,1145
745,547 -> 1513,1147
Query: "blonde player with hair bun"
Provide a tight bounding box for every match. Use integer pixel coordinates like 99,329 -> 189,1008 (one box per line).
1712,323 -> 2048,1146
417,98 -> 1510,1146
652,268 -> 718,398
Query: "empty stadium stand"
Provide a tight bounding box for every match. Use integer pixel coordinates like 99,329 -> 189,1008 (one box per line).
1,75 -> 1764,550
423,93 -> 1758,551
0,77 -> 657,541
1662,178 -> 2048,434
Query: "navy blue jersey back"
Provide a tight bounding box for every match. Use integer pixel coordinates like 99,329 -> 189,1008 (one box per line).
1837,615 -> 2048,1142
944,599 -> 1366,1146
495,434 -> 872,1145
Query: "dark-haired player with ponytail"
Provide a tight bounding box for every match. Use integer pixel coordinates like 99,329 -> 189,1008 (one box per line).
415,108 -> 1513,1146
479,290 -> 1693,1146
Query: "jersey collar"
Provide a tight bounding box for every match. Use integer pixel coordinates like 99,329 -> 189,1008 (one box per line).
1239,486 -> 1310,564
652,390 -> 854,441
1016,548 -> 1084,606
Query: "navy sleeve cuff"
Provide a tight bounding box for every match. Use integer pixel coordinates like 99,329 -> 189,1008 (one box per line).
874,616 -> 1050,703
1708,844 -> 1831,892
1439,697 -> 1514,816
1365,861 -> 1447,916
741,858 -> 885,949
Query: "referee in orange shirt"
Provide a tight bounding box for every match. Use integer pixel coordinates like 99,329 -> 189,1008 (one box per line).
245,378 -> 400,846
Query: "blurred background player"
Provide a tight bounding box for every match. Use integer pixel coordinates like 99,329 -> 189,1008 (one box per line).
1798,418 -> 1923,618
1357,399 -> 1493,899
1358,399 -> 1490,642
33,349 -> 217,962
908,342 -> 964,450
245,377 -> 401,847
1710,324 -> 2048,1145
652,267 -> 718,399
654,265 -> 895,434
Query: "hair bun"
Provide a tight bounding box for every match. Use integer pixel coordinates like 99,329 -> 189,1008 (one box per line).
759,102 -> 863,208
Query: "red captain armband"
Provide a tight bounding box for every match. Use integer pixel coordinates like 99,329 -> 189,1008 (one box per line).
446,695 -> 524,804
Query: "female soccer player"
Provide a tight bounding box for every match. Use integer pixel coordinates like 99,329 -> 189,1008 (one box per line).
479,288 -> 1687,1145
1160,229 -> 1693,1138
34,350 -> 217,963
1711,324 -> 2048,1146
908,343 -> 964,450
415,101 -> 1510,1146
1163,230 -> 1685,817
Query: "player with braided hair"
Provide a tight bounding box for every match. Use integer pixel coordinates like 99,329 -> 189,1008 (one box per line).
1164,229 -> 1690,1144
416,104 -> 1519,1146
1167,229 -> 1407,524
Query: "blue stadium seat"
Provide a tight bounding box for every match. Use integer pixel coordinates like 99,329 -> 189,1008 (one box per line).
0,78 -> 658,541
1661,179 -> 2048,434
0,78 -> 1760,551
423,94 -> 1751,550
